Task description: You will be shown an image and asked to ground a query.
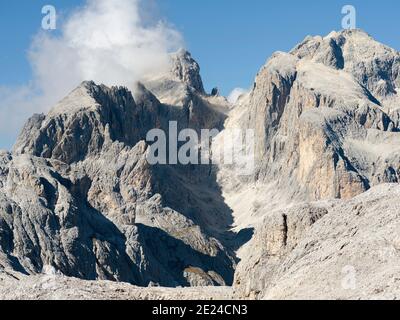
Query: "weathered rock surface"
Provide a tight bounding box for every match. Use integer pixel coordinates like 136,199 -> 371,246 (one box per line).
291,30 -> 400,101
217,30 -> 400,299
234,184 -> 400,300
1,52 -> 236,288
1,30 -> 400,300
218,30 -> 400,233
0,271 -> 233,300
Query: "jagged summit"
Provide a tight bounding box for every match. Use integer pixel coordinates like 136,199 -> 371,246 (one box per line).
170,49 -> 205,94
47,81 -> 134,116
13,75 -> 227,165
4,74 -> 235,287
290,29 -> 400,101
141,48 -> 226,108
218,28 -> 400,229
13,80 -> 142,163
1,29 -> 400,299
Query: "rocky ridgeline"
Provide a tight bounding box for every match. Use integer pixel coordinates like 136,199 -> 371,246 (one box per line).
0,50 -> 234,288
0,30 -> 400,299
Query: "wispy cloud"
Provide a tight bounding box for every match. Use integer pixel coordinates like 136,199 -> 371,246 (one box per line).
0,0 -> 183,150
227,87 -> 249,104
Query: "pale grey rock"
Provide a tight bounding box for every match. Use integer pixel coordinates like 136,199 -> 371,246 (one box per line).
183,267 -> 226,287
13,81 -> 159,164
291,29 -> 400,100
1,147 -> 234,287
4,53 -> 236,288
170,49 -> 205,94
234,184 -> 400,300
142,49 -> 230,126
1,32 -> 400,300
0,150 -> 11,189
227,32 -> 400,299
218,31 -> 400,237
0,154 -> 142,283
0,271 -> 233,300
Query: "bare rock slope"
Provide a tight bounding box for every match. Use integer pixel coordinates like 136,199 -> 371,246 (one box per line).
1,51 -> 236,288
224,30 -> 400,299
1,30 -> 400,299
219,29 -> 400,230
234,183 -> 400,300
0,271 -> 233,300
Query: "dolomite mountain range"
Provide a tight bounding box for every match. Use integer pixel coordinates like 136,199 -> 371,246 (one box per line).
0,29 -> 399,300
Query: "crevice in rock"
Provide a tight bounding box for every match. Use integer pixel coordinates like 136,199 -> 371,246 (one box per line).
282,214 -> 288,247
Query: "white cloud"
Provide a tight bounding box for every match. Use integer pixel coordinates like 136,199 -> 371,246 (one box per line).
227,87 -> 249,104
0,0 -> 183,150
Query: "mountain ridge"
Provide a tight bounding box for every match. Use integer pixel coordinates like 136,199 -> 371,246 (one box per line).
1,29 -> 400,299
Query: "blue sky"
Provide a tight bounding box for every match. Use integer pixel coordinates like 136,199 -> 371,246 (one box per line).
1,0 -> 400,149
2,0 -> 400,94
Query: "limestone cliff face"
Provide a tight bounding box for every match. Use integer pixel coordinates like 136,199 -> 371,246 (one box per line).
170,49 -> 206,95
1,52 -> 235,288
1,31 -> 400,298
224,30 -> 399,206
234,184 -> 400,300
227,30 -> 400,300
291,30 -> 400,101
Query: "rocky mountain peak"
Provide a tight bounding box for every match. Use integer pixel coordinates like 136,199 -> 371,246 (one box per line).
3,67 -> 235,287
219,28 -> 399,230
290,29 -> 400,100
140,49 -> 214,108
13,81 -> 140,164
1,29 -> 400,299
170,49 -> 205,94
